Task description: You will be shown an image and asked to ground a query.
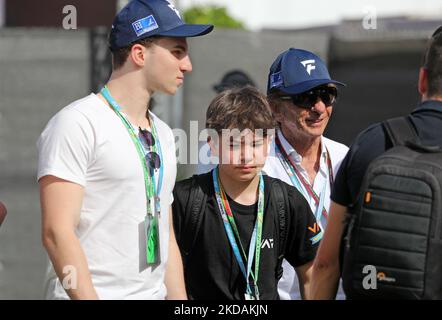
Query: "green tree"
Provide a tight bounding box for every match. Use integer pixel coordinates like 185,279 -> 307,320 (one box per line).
183,6 -> 245,29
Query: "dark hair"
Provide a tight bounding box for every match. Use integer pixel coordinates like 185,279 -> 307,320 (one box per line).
206,86 -> 276,134
423,29 -> 442,97
212,70 -> 256,93
266,91 -> 282,105
110,37 -> 156,70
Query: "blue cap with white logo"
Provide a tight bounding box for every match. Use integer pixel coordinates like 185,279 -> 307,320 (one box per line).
109,0 -> 214,51
267,48 -> 345,95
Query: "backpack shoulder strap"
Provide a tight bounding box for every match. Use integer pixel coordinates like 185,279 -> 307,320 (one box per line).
383,116 -> 418,147
181,174 -> 207,267
270,178 -> 289,280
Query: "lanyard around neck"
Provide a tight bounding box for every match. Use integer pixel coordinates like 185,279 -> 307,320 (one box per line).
100,86 -> 162,217
212,167 -> 264,298
275,132 -> 333,220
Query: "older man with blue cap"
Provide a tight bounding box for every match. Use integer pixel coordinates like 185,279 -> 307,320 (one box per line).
263,48 -> 348,300
37,0 -> 213,300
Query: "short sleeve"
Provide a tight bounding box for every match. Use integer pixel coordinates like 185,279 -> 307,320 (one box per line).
37,109 -> 95,186
331,152 -> 352,206
284,187 -> 320,267
331,123 -> 387,206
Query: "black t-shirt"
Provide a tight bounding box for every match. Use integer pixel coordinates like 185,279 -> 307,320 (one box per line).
172,170 -> 319,300
332,100 -> 442,206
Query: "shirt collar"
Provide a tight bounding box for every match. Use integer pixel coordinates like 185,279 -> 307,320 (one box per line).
277,128 -> 327,164
412,100 -> 442,114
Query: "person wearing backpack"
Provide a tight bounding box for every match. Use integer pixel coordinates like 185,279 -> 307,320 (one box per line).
310,26 -> 442,299
172,86 -> 321,300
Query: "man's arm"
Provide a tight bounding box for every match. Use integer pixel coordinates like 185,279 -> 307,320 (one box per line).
165,206 -> 187,300
40,175 -> 98,300
310,201 -> 347,299
295,260 -> 313,300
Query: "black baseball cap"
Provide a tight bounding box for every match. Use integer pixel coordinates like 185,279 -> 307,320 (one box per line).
213,70 -> 256,93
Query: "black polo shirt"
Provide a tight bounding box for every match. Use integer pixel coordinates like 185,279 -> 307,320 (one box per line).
172,171 -> 320,300
332,100 -> 442,206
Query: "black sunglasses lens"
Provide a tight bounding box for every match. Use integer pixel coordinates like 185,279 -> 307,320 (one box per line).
327,87 -> 338,104
319,87 -> 337,105
290,94 -> 309,107
292,87 -> 337,108
146,152 -> 161,170
139,128 -> 155,147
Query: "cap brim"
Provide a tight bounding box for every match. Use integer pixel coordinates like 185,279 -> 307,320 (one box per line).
157,24 -> 214,37
278,79 -> 346,95
213,83 -> 224,93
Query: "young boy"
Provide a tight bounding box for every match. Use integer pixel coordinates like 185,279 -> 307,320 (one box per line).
172,86 -> 321,300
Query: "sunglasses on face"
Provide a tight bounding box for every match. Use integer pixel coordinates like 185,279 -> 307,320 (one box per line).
139,127 -> 161,170
279,86 -> 338,109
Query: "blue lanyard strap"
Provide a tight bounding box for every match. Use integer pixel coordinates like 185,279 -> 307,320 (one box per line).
100,86 -> 164,216
212,167 -> 264,298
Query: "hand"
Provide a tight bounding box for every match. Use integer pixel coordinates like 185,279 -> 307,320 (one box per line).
0,201 -> 7,227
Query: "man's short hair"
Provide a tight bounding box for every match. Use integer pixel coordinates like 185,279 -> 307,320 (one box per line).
423,29 -> 442,97
206,86 -> 276,134
111,37 -> 156,70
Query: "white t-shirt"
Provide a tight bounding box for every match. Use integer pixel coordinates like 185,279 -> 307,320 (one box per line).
37,93 -> 177,300
263,130 -> 348,300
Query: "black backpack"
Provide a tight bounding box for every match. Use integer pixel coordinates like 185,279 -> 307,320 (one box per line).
342,116 -> 442,299
175,175 -> 290,288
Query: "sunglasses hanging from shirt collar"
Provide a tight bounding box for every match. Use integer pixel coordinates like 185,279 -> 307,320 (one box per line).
100,86 -> 164,266
139,127 -> 161,170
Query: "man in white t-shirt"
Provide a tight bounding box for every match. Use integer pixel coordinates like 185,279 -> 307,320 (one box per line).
263,48 -> 348,300
37,0 -> 212,300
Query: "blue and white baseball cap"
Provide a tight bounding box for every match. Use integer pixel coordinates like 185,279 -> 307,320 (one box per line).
109,0 -> 214,51
267,48 -> 345,95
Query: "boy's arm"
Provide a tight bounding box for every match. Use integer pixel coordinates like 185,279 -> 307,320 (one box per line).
310,201 -> 347,300
40,175 -> 98,299
165,206 -> 187,300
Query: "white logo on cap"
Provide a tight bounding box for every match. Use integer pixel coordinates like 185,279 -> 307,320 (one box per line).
167,2 -> 181,19
301,59 -> 316,75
